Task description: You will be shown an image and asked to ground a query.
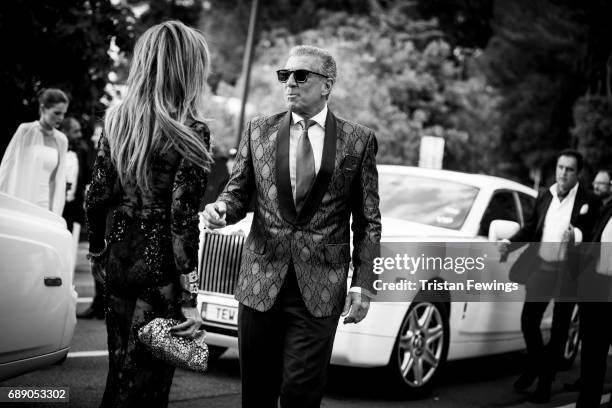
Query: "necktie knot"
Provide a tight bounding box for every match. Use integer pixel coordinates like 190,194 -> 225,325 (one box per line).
300,119 -> 316,133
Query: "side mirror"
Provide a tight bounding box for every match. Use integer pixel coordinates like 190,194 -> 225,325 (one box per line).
488,220 -> 520,242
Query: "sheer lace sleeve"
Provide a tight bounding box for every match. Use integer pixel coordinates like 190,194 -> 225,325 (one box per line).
172,123 -> 210,307
85,136 -> 118,253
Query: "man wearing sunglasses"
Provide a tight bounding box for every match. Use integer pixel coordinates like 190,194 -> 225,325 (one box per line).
203,45 -> 381,408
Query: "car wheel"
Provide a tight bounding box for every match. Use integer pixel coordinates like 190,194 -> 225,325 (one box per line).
559,303 -> 580,370
52,354 -> 67,365
387,296 -> 450,395
207,345 -> 228,363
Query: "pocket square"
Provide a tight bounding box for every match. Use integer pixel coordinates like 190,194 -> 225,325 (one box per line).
579,204 -> 589,215
340,155 -> 360,171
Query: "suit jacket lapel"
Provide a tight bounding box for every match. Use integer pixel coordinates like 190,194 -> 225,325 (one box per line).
570,185 -> 586,225
537,185 -> 586,237
593,202 -> 612,241
295,111 -> 338,225
276,111 -> 297,223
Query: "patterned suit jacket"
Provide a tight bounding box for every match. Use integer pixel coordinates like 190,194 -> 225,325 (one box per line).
217,110 -> 381,317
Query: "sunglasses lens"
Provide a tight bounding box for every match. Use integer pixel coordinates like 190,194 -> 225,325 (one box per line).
294,70 -> 309,82
277,70 -> 290,82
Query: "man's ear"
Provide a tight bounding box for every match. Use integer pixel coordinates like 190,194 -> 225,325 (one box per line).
322,78 -> 334,97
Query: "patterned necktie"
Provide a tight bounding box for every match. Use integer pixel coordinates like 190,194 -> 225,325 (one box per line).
295,119 -> 316,212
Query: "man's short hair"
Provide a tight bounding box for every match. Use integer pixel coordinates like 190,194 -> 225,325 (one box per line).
557,148 -> 583,172
596,168 -> 612,180
60,117 -> 78,133
289,45 -> 337,82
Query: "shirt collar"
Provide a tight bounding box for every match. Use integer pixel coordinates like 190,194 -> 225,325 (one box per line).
550,181 -> 579,201
291,104 -> 328,130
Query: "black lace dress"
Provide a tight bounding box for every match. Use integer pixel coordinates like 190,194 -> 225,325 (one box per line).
86,123 -> 209,408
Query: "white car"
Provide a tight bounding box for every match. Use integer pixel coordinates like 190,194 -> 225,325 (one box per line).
0,192 -> 77,381
197,165 -> 579,393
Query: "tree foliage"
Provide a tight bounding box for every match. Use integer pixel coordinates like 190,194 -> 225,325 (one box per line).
0,0 -> 136,154
570,0 -> 612,178
217,3 -> 503,174
200,0 -> 373,88
415,0 -> 494,49
480,0 -> 588,182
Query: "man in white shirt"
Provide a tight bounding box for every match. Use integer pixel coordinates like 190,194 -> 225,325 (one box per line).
203,45 -> 381,407
576,198 -> 612,407
499,149 -> 600,403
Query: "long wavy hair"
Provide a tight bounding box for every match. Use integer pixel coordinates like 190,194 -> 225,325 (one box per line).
105,20 -> 213,190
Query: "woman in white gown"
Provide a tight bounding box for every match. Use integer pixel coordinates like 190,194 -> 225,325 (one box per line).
0,88 -> 69,215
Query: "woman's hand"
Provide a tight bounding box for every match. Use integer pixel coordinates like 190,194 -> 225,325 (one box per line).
171,306 -> 204,338
90,261 -> 106,284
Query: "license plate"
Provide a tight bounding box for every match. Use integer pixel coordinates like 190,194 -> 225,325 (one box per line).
204,303 -> 238,325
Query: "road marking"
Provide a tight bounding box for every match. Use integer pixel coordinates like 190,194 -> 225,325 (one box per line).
67,351 -> 108,358
556,393 -> 610,408
77,297 -> 93,303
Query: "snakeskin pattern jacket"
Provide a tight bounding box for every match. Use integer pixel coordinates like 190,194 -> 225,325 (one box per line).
218,110 -> 381,317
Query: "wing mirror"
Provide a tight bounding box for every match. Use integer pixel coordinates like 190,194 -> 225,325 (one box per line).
488,220 -> 520,242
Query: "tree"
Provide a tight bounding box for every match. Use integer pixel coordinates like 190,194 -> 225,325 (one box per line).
415,0 -> 494,49
481,0 -> 587,183
200,0 -> 373,88
571,0 -> 612,178
129,0 -> 203,31
228,3 -> 503,174
0,0 -> 136,154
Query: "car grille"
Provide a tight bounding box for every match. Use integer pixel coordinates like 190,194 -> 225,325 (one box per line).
199,232 -> 244,295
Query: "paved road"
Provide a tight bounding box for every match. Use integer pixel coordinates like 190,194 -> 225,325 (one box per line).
1,243 -> 610,408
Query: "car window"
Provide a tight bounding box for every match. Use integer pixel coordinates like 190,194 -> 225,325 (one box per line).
378,173 -> 479,230
479,190 -> 520,236
518,192 -> 535,225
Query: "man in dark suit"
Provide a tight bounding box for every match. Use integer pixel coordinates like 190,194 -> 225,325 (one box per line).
61,117 -> 104,320
203,45 -> 381,408
575,201 -> 612,407
499,149 -> 601,403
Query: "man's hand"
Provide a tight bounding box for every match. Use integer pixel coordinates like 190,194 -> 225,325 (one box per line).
341,292 -> 370,324
497,239 -> 510,262
562,224 -> 575,244
202,202 -> 227,229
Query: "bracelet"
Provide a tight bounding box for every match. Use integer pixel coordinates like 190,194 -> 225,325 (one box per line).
180,269 -> 200,295
87,240 -> 108,261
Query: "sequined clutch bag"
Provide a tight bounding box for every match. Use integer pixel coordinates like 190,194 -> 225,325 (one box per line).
137,318 -> 208,373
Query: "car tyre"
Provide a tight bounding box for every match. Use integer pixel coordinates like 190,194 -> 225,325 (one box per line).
387,294 -> 450,396
53,353 -> 68,365
207,345 -> 228,363
559,303 -> 580,370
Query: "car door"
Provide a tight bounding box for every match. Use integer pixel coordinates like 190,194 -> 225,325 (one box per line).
459,189 -> 525,337
0,195 -> 73,366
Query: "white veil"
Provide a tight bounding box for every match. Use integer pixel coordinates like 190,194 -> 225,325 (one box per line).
0,121 -> 68,215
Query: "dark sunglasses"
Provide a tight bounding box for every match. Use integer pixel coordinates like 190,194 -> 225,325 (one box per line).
276,69 -> 329,83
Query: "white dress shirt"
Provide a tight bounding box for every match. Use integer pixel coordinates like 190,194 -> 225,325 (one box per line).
65,150 -> 79,203
290,105 -> 327,201
596,217 -> 612,276
539,182 -> 580,262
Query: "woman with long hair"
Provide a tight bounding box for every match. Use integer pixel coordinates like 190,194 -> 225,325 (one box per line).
0,88 -> 69,214
86,20 -> 213,407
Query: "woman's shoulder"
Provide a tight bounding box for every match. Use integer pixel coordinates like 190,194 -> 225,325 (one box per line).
190,120 -> 210,144
12,121 -> 42,142
53,129 -> 69,149
16,121 -> 40,133
190,120 -> 210,133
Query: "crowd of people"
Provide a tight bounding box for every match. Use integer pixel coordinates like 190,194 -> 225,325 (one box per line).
498,151 -> 611,406
0,18 -> 610,408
